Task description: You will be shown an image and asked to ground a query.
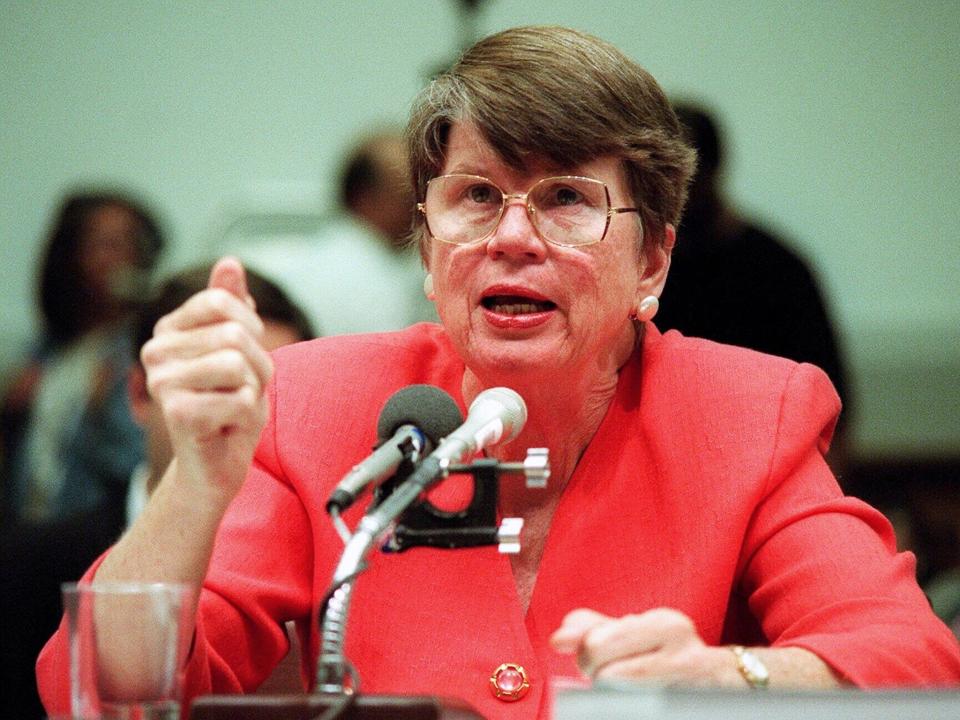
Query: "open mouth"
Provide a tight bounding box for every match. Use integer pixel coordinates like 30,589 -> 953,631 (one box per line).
481,294 -> 557,315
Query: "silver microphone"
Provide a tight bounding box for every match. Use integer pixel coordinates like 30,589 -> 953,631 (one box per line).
427,386 -> 527,470
356,387 -> 527,539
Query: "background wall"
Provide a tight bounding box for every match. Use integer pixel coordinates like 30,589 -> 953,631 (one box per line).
1,0 -> 957,459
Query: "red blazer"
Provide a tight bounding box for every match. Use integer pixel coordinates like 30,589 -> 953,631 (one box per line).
38,324 -> 960,719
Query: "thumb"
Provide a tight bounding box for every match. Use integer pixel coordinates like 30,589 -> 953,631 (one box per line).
208,256 -> 255,309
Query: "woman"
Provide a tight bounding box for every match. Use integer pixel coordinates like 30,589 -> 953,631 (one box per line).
38,26 -> 960,720
1,190 -> 164,522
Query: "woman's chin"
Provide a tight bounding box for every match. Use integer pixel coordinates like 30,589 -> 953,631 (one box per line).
464,336 -> 570,382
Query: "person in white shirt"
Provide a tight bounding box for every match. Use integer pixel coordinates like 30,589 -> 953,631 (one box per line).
230,129 -> 437,337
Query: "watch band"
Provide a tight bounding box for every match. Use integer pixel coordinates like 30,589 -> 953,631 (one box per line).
730,645 -> 770,689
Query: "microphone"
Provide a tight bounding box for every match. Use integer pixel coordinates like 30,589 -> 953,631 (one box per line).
329,386 -> 527,586
325,384 -> 463,513
357,387 -> 527,533
423,386 -> 527,471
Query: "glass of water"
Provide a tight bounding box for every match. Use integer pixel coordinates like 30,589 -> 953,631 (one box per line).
62,581 -> 194,720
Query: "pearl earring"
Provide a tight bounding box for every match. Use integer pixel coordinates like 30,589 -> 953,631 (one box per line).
634,295 -> 659,322
423,273 -> 436,300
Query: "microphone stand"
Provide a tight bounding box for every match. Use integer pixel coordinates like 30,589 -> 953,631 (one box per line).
313,516 -> 385,694
190,450 -> 549,720
314,448 -> 550,696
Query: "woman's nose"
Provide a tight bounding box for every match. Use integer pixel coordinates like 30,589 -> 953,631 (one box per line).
486,201 -> 548,262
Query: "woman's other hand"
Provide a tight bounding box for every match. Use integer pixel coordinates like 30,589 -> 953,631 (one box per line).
550,607 -> 843,688
550,607 -> 744,686
140,257 -> 272,504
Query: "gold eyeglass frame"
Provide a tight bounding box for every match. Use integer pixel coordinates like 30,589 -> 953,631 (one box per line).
417,173 -> 640,247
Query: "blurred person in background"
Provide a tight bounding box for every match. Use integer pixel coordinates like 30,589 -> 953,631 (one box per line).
124,264 -> 316,522
0,263 -> 314,720
657,103 -> 851,470
0,190 -> 164,523
233,128 -> 437,336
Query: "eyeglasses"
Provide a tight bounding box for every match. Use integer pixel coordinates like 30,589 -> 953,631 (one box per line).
417,174 -> 640,247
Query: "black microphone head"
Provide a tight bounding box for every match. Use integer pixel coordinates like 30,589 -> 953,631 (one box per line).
377,384 -> 463,445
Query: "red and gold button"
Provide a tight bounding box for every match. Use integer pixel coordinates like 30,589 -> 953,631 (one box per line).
490,662 -> 529,701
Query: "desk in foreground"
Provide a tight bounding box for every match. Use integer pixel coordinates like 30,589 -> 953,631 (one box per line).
189,694 -> 483,720
554,684 -> 960,720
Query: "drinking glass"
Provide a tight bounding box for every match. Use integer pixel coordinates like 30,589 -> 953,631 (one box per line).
62,581 -> 194,720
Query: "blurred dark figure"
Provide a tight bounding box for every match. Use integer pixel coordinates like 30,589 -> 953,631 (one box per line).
0,264 -> 314,720
922,486 -> 960,636
658,103 -> 851,465
0,190 -> 164,523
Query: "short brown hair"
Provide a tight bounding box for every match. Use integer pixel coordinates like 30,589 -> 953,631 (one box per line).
406,25 -> 696,253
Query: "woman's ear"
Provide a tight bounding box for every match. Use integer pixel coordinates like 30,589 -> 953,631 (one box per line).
637,224 -> 675,298
418,232 -> 431,269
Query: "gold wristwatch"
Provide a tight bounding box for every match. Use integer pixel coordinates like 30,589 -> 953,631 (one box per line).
730,645 -> 769,689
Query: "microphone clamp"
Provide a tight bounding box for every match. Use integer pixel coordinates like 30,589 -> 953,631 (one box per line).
381,448 -> 550,554
446,447 -> 550,489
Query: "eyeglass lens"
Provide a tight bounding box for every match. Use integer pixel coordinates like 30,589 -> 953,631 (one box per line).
424,175 -> 610,246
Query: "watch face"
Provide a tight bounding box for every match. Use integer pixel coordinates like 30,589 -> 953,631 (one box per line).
732,646 -> 770,688
742,650 -> 769,684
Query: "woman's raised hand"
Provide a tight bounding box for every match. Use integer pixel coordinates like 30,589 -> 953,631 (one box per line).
141,257 -> 273,505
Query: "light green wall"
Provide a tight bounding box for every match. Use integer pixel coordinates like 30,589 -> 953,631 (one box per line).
2,1 -> 958,457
